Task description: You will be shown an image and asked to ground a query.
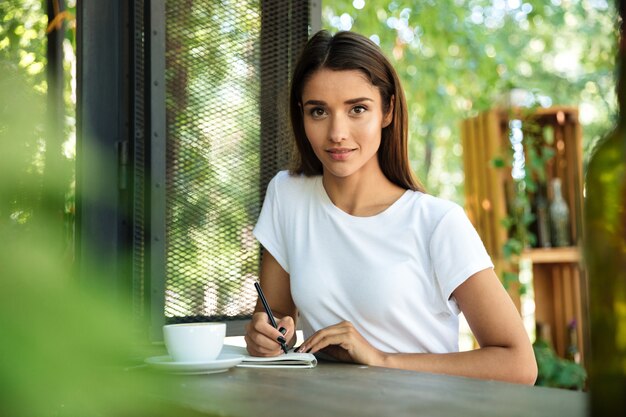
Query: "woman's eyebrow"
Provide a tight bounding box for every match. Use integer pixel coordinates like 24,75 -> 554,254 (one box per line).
302,97 -> 374,106
302,99 -> 326,106
344,97 -> 374,104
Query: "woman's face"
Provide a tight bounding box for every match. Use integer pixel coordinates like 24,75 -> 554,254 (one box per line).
301,68 -> 392,181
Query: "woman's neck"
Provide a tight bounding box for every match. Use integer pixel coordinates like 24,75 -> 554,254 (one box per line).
322,168 -> 406,217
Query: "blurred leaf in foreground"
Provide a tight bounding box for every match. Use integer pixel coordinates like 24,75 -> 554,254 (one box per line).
0,62 -> 212,417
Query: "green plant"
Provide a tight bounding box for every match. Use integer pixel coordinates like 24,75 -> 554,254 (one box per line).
533,338 -> 587,390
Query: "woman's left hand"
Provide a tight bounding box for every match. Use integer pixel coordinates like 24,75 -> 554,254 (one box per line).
296,321 -> 386,366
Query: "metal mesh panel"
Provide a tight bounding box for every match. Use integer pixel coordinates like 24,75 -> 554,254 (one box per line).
164,0 -> 308,322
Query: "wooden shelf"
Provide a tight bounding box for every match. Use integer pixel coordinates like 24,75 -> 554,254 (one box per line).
521,247 -> 581,264
462,107 -> 586,364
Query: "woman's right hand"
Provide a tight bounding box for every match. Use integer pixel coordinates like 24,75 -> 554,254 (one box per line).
244,311 -> 295,357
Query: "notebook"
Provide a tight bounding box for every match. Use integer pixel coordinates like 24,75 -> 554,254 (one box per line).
221,344 -> 317,369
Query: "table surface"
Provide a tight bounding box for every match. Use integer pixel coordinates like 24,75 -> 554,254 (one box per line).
155,361 -> 588,417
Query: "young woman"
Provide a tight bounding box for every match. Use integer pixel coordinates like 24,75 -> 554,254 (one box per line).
244,30 -> 537,385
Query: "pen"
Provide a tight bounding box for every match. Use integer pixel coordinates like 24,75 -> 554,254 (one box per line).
254,282 -> 289,354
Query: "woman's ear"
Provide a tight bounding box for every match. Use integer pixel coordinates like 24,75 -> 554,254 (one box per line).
382,95 -> 394,128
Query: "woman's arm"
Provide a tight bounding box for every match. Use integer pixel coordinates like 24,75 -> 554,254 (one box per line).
380,268 -> 537,384
244,249 -> 298,356
299,268 -> 538,385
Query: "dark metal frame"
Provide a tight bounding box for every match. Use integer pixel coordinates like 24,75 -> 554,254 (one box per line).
146,0 -> 167,342
77,0 -> 153,336
76,0 -> 133,313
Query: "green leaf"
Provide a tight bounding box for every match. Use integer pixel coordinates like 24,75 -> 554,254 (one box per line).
501,216 -> 514,229
542,146 -> 556,161
491,156 -> 506,168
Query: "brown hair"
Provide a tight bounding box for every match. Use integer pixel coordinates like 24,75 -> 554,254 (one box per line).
289,30 -> 423,192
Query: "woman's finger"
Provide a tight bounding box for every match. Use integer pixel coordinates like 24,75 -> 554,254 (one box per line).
245,332 -> 283,356
246,312 -> 295,356
306,332 -> 349,354
296,321 -> 384,365
275,316 -> 296,346
298,323 -> 351,353
245,342 -> 281,356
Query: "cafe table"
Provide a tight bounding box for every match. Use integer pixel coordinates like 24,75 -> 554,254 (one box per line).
154,360 -> 588,417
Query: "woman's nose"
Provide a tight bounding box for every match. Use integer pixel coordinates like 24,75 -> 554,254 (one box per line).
328,115 -> 348,143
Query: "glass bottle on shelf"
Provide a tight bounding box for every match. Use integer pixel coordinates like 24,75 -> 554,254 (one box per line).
535,183 -> 552,248
549,178 -> 570,247
585,1 -> 626,414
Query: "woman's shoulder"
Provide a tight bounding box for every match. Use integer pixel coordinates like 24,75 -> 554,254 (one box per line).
408,191 -> 460,215
404,192 -> 466,229
270,170 -> 319,184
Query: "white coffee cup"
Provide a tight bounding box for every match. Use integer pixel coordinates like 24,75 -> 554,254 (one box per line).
163,322 -> 226,363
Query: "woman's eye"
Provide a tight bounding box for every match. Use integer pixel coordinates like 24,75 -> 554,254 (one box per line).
310,108 -> 326,118
351,105 -> 367,114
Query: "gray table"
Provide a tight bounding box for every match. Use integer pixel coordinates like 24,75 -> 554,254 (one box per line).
156,361 -> 588,417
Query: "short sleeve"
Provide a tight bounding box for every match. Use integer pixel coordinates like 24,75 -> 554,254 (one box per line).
253,173 -> 290,273
429,205 -> 494,314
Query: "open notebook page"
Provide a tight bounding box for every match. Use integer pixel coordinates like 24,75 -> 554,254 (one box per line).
222,344 -> 317,369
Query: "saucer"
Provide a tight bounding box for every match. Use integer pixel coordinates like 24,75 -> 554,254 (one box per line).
145,353 -> 244,375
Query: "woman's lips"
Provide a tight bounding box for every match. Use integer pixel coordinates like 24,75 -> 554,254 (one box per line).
326,147 -> 356,161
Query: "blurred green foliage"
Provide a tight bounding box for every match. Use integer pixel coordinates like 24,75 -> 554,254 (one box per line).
1,0 -> 76,237
323,0 -> 616,202
0,62 -> 217,416
533,338 -> 587,390
0,2 -> 214,413
0,0 -> 48,86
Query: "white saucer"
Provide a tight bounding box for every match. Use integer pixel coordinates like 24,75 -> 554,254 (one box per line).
145,353 -> 244,375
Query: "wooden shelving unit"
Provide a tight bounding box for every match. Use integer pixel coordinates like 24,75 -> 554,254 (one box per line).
461,107 -> 587,364
526,252 -> 585,361
522,247 -> 580,264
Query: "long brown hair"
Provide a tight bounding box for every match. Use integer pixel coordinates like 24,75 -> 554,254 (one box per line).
289,30 -> 424,192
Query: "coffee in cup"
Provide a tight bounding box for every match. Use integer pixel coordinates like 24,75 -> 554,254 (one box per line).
163,322 -> 226,362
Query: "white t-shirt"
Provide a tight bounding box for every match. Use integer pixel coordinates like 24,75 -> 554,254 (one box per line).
253,171 -> 493,354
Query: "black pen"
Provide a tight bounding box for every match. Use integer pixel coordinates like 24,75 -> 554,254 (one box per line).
254,282 -> 289,354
